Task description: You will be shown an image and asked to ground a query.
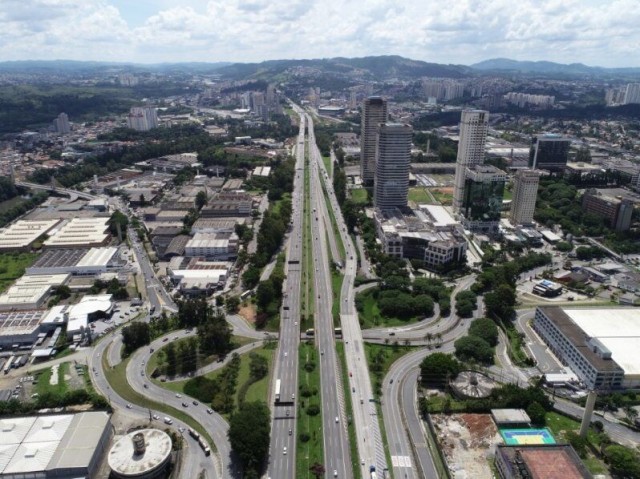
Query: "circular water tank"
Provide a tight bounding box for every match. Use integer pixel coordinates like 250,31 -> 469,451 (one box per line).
108,428 -> 172,479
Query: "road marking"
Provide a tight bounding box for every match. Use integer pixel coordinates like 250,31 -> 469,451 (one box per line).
391,455 -> 412,468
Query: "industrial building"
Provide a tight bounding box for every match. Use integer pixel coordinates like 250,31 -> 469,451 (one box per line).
531,306 -> 640,390
0,274 -> 70,312
581,189 -> 634,232
0,412 -> 112,479
184,232 -> 239,260
43,218 -> 111,249
495,445 -> 591,479
26,247 -> 122,276
168,257 -> 231,295
108,429 -> 172,479
200,192 -> 253,217
373,206 -> 467,270
0,220 -> 60,251
191,218 -> 245,234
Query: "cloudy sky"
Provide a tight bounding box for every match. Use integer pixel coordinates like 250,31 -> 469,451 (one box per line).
1,0 -> 639,67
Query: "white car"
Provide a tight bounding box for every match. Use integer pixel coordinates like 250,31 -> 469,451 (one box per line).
175,393 -> 182,398
283,447 -> 287,455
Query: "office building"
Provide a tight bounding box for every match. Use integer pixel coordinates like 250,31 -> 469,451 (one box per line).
374,123 -> 412,209
528,134 -> 571,171
581,189 -> 634,232
127,107 -> 158,131
53,113 -> 70,134
624,83 -> 640,105
360,97 -> 388,185
459,165 -> 507,233
510,169 -> 540,225
530,306 -> 640,390
453,110 -> 489,211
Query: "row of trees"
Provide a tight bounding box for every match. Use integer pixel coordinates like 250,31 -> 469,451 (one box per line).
162,337 -> 199,377
183,353 -> 241,414
0,190 -> 48,229
175,298 -> 233,357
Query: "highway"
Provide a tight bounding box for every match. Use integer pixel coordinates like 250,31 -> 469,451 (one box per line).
310,117 -> 387,475
307,113 -> 353,478
267,108 -> 305,479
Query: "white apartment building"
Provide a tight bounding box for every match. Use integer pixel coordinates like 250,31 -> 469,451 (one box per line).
452,110 -> 489,212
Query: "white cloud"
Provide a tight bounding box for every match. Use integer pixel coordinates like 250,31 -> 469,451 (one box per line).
0,0 -> 638,67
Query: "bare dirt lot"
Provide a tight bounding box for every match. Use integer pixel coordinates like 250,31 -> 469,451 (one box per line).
432,413 -> 502,479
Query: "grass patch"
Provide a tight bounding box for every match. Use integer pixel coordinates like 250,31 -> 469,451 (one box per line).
322,155 -> 332,176
430,189 -> 453,206
356,289 -> 422,329
350,188 -> 369,205
503,325 -> 531,366
301,144 -> 315,330
365,343 -> 417,398
331,270 -> 344,327
322,185 -> 345,261
102,354 -> 216,450
336,342 -> 362,479
296,342 -> 323,479
0,252 -> 38,292
35,362 -> 69,396
408,187 -> 433,204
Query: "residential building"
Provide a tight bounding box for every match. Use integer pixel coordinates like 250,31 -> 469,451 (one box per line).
459,165 -> 507,233
623,83 -> 640,105
528,134 -> 571,171
374,122 -> 412,209
360,97 -> 388,185
127,107 -> 158,131
510,169 -> 540,225
581,189 -> 634,232
53,113 -> 71,134
453,110 -> 489,211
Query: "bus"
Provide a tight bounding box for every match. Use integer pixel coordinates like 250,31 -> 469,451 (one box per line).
274,379 -> 281,403
334,327 -> 342,336
305,329 -> 315,336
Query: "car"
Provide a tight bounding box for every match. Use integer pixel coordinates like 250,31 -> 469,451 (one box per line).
141,371 -> 145,376
206,409 -> 213,414
193,400 -> 199,406
390,379 -> 394,384
182,402 -> 188,407
284,352 -> 288,357
283,447 -> 287,455
163,338 -> 168,342
149,348 -> 154,353
126,404 -> 132,409
144,384 -> 148,389
334,470 -> 338,477
361,459 -> 365,465
286,409 -> 290,416
352,387 -> 355,393
335,416 -> 339,423
152,414 -> 160,420
349,372 -> 352,377
389,332 -> 396,336
321,350 -> 324,355
291,393 -> 295,400
175,393 -> 182,398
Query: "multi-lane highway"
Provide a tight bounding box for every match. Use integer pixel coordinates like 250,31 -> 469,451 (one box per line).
307,114 -> 353,478
268,109 -> 305,479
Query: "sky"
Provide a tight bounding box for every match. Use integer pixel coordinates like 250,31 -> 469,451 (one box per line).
1,0 -> 639,67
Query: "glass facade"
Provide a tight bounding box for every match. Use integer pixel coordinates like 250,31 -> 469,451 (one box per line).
462,177 -> 505,222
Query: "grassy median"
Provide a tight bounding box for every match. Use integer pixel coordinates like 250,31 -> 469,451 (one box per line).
336,342 -> 362,479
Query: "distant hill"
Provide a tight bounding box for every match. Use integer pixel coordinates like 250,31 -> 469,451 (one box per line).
471,58 -> 640,77
0,60 -> 232,74
216,55 -> 471,80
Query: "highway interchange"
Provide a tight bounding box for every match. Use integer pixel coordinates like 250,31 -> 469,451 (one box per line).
46,105 -> 640,479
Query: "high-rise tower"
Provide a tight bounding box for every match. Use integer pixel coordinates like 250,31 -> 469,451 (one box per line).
374,123 -> 412,209
360,97 -> 388,185
510,169 -> 540,225
453,110 -> 489,212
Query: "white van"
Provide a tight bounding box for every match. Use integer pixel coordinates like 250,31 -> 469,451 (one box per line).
163,417 -> 173,425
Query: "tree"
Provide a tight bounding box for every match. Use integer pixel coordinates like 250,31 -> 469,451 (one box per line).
310,462 -> 326,479
195,190 -> 207,210
454,336 -> 494,364
249,353 -> 269,380
108,210 -> 129,240
419,353 -> 462,386
484,284 -> 516,321
165,342 -> 177,377
138,193 -> 146,206
226,295 -> 240,313
121,322 -> 150,357
604,444 -> 640,479
526,401 -> 547,426
228,401 -> 271,477
468,318 -> 499,346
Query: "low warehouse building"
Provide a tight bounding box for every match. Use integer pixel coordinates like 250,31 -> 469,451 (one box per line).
0,412 -> 112,479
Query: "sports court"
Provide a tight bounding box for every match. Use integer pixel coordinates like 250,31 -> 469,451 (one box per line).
500,428 -> 556,445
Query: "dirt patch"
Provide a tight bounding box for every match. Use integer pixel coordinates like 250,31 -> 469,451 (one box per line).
432,413 -> 502,479
238,304 -> 256,324
433,187 -> 454,194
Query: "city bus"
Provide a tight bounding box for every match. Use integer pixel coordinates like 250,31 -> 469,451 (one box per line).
274,379 -> 281,403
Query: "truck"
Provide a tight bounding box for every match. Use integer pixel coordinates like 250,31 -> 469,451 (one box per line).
370,465 -> 377,479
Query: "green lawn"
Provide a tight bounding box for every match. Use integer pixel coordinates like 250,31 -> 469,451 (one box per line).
350,188 -> 369,205
365,343 -> 418,393
152,345 -> 274,419
408,187 -> 433,204
322,186 -> 345,261
102,354 -> 216,450
35,362 -> 69,396
503,188 -> 513,201
296,342 -> 324,479
0,252 -> 38,292
356,289 -> 422,328
430,189 -> 453,206
323,155 -> 332,176
332,271 -> 344,327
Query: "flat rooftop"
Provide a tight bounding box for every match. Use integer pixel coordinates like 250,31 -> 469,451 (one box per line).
564,308 -> 640,376
0,220 -> 60,250
43,218 -> 110,248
